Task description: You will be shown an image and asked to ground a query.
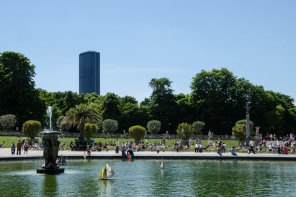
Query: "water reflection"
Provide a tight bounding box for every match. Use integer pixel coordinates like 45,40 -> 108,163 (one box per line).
42,175 -> 57,197
99,179 -> 114,195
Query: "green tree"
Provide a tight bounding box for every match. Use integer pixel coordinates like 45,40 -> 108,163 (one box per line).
22,120 -> 42,139
84,123 -> 98,139
0,52 -> 46,126
174,93 -> 195,124
148,78 -> 178,132
119,102 -> 149,132
190,68 -> 239,134
232,124 -> 246,141
146,120 -> 161,135
192,121 -> 205,134
176,123 -> 194,140
102,119 -> 118,133
102,93 -> 121,120
129,125 -> 146,144
0,114 -> 16,131
62,104 -> 100,139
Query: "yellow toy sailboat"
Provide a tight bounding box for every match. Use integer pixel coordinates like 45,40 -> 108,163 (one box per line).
99,164 -> 115,180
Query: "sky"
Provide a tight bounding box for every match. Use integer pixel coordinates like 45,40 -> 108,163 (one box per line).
1,1 -> 296,102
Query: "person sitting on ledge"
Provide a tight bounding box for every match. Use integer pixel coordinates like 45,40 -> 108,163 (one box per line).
0,141 -> 5,148
231,147 -> 237,156
199,143 -> 204,152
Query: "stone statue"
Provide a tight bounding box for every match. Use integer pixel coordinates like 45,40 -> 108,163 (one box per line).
42,134 -> 60,169
208,130 -> 213,140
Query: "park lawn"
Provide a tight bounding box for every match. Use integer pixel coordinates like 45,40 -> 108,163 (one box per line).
0,136 -> 240,152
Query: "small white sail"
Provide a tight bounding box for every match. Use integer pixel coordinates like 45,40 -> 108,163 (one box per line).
106,164 -> 115,178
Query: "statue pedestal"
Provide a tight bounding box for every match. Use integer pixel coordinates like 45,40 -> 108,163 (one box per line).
37,131 -> 64,174
37,168 -> 64,174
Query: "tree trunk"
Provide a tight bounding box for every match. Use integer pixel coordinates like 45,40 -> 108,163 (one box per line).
79,123 -> 85,139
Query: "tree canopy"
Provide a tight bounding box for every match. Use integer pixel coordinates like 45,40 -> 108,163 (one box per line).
1,53 -> 295,138
0,52 -> 45,126
147,120 -> 161,134
62,104 -> 100,138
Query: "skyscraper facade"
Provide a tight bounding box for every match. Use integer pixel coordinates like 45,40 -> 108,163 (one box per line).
79,51 -> 100,94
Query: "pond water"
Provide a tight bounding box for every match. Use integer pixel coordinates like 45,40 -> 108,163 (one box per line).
0,159 -> 295,196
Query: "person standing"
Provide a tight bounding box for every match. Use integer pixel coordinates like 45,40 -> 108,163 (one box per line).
115,138 -> 119,153
11,142 -> 16,155
221,143 -> 226,153
24,140 -> 29,155
195,142 -> 199,153
249,140 -> 255,154
17,140 -> 22,155
121,146 -> 126,157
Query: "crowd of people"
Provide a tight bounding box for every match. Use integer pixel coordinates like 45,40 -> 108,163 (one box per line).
8,138 -> 40,155
3,132 -> 296,157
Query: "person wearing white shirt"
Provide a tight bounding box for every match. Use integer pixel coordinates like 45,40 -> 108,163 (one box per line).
249,140 -> 255,154
195,143 -> 199,153
156,144 -> 160,153
199,143 -> 204,152
268,144 -> 274,154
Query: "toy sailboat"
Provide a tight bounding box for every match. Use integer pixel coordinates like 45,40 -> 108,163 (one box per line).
160,158 -> 165,168
99,164 -> 115,180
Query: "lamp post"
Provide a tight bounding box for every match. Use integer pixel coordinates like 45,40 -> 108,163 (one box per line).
246,101 -> 251,146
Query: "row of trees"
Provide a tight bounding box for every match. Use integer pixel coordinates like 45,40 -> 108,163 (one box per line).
1,51 -> 296,137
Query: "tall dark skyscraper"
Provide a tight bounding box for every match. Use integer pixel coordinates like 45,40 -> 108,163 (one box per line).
79,51 -> 100,94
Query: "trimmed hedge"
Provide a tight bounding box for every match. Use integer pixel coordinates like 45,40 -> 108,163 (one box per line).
22,120 -> 42,138
129,125 -> 146,143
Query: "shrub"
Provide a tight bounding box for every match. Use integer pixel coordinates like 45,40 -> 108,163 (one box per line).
176,123 -> 194,140
102,119 -> 118,133
22,120 -> 42,139
147,120 -> 161,134
129,125 -> 146,144
84,123 -> 98,139
236,119 -> 254,130
0,114 -> 16,130
232,124 -> 246,141
192,121 -> 205,134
